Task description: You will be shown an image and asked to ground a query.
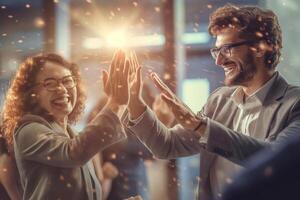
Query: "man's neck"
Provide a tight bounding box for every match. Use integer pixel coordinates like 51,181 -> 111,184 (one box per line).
242,70 -> 275,97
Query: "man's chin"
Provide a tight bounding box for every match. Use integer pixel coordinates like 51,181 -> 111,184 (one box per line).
224,76 -> 236,86
224,70 -> 247,86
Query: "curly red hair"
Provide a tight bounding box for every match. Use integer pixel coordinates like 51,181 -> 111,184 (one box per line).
1,53 -> 86,149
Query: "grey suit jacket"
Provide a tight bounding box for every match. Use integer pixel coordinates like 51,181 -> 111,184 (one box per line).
123,73 -> 300,200
14,108 -> 126,200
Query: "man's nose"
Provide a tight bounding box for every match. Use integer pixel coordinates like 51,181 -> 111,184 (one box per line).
215,52 -> 226,66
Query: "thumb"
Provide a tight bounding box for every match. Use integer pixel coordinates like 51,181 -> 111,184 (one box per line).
135,67 -> 142,88
102,70 -> 109,94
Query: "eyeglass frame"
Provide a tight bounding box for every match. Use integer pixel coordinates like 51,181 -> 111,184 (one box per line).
34,75 -> 77,92
210,40 -> 260,59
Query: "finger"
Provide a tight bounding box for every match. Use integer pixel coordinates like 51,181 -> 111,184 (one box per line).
129,51 -> 135,69
117,50 -> 126,73
130,66 -> 142,97
129,51 -> 136,74
115,51 -> 125,85
124,59 -> 130,80
128,51 -> 133,68
123,59 -> 130,89
102,70 -> 109,94
136,66 -> 142,89
150,73 -> 173,98
161,94 -> 190,120
115,50 -> 124,75
109,50 -> 120,75
160,93 -> 176,109
131,52 -> 139,80
132,51 -> 139,71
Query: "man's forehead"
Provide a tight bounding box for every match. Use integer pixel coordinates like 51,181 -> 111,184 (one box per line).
214,28 -> 242,47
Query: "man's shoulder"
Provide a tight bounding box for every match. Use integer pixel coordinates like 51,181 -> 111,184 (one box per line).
275,73 -> 300,100
279,85 -> 300,109
285,84 -> 300,97
209,86 -> 238,99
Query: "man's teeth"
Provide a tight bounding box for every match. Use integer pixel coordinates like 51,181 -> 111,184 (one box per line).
224,67 -> 233,72
224,65 -> 235,73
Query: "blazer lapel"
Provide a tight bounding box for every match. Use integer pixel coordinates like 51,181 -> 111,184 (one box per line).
82,164 -> 94,200
67,126 -> 101,200
87,161 -> 102,200
201,98 -> 239,181
253,74 -> 289,139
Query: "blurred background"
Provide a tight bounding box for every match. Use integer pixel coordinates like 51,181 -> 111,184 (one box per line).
0,0 -> 299,199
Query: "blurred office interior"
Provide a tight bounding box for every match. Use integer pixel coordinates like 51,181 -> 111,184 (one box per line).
0,0 -> 299,199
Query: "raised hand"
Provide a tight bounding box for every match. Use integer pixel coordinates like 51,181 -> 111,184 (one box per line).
150,72 -> 201,131
127,51 -> 147,119
152,95 -> 175,127
102,162 -> 119,179
102,50 -> 130,112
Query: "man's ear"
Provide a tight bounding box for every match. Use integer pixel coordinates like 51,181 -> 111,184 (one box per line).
254,41 -> 270,58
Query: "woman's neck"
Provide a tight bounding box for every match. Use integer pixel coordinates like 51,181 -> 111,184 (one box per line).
55,117 -> 68,133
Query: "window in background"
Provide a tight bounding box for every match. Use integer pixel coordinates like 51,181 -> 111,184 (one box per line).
0,0 -> 44,107
264,0 -> 300,86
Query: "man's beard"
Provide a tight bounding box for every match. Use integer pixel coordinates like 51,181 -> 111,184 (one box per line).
224,55 -> 257,86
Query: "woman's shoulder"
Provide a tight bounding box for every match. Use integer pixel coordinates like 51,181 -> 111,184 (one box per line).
15,114 -> 53,135
19,114 -> 49,124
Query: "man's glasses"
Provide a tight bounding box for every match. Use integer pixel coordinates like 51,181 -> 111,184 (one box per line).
210,40 -> 257,59
35,75 -> 77,91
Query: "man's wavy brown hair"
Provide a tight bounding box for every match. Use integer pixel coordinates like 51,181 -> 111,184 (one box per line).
208,4 -> 282,69
1,53 -> 86,149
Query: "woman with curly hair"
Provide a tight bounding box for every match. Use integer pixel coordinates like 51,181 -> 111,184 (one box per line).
1,51 -> 129,200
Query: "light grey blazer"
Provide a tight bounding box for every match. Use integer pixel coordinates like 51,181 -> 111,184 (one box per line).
14,108 -> 126,200
123,73 -> 300,200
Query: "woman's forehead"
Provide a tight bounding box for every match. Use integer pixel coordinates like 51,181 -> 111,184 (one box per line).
35,61 -> 72,81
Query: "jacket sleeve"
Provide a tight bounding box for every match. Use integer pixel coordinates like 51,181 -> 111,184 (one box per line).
123,107 -> 204,159
14,108 -> 126,167
206,98 -> 300,166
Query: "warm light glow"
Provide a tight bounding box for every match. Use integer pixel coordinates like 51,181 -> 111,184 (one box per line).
104,29 -> 129,48
83,38 -> 102,49
82,33 -> 165,49
34,17 -> 45,28
82,32 -> 209,49
130,34 -> 165,47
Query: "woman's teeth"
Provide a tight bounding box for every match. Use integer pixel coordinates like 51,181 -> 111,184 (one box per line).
52,97 -> 69,105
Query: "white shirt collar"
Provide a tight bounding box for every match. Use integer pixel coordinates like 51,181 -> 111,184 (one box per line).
231,71 -> 278,107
